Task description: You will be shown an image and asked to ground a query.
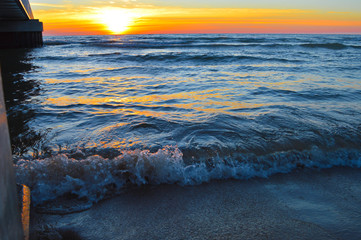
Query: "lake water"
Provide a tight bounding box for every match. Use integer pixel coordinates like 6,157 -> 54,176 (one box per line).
1,34 -> 361,207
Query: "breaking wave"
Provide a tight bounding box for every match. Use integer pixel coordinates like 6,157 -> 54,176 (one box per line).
15,146 -> 361,208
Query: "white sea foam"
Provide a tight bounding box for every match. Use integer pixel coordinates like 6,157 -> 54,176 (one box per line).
15,146 -> 361,206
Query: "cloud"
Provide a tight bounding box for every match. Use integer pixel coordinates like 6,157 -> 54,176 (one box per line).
31,3 -> 67,8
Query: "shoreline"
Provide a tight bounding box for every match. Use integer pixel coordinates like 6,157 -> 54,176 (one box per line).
30,166 -> 361,240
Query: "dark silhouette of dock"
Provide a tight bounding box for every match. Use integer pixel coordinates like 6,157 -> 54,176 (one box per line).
0,0 -> 43,48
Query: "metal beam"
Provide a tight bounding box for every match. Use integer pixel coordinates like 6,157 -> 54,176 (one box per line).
0,0 -> 43,48
0,0 -> 34,20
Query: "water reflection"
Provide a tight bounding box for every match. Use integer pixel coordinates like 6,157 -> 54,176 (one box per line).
0,49 -> 46,158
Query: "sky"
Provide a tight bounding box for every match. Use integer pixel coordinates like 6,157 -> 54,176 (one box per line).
30,0 -> 361,35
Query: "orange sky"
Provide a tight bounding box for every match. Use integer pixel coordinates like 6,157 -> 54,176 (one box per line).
32,4 -> 361,35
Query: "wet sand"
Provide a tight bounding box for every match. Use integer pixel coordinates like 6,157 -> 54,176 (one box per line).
30,167 -> 361,240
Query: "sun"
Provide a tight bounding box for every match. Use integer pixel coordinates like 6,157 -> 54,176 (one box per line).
96,8 -> 138,34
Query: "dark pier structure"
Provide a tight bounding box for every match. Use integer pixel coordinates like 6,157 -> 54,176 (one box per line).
0,0 -> 43,48
0,1 -> 39,239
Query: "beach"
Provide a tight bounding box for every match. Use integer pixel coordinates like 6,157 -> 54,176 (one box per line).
30,166 -> 361,240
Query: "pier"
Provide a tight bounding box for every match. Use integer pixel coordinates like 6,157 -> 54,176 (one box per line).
0,0 -> 43,48
0,67 -> 24,239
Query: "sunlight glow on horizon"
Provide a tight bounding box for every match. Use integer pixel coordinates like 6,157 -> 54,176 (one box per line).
94,8 -> 141,34
31,2 -> 361,35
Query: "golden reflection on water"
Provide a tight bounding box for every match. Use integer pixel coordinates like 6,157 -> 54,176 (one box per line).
84,137 -> 142,149
43,71 -> 299,121
45,77 -> 103,84
46,91 -> 270,119
99,139 -> 142,149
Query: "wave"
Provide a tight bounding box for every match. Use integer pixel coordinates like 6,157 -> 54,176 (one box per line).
250,87 -> 354,100
44,38 -> 120,46
44,40 -> 70,46
86,52 -> 301,64
44,40 -> 89,46
47,42 -> 361,52
44,37 -> 361,51
88,52 -> 122,57
89,42 -> 238,50
133,36 -> 264,43
15,146 -> 361,210
300,43 -> 348,50
38,55 -> 83,61
89,43 -> 295,50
